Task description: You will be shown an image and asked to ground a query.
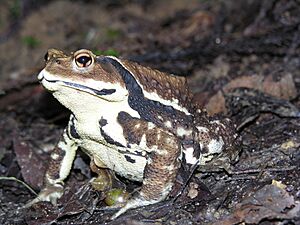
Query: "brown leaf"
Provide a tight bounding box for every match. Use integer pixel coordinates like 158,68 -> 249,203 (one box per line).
13,136 -> 46,190
206,74 -> 297,115
182,11 -> 214,38
204,91 -> 226,116
213,184 -> 300,225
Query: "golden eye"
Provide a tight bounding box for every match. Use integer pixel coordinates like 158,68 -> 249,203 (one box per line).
75,53 -> 93,68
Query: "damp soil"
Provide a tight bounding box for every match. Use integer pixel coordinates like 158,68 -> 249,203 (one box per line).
0,1 -> 299,224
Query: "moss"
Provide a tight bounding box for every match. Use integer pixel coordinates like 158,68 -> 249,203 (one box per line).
21,36 -> 41,48
92,49 -> 120,57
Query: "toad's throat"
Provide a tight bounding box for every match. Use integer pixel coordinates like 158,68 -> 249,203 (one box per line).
44,78 -> 116,96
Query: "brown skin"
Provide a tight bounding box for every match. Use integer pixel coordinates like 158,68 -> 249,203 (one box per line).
121,60 -> 192,110
44,49 -> 125,87
116,111 -> 181,201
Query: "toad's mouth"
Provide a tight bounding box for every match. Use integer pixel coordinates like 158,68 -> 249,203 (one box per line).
38,70 -> 116,96
43,77 -> 116,96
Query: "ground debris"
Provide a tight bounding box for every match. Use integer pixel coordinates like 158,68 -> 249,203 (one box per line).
203,73 -> 298,116
225,87 -> 300,130
213,184 -> 300,225
13,135 -> 46,190
0,0 -> 300,224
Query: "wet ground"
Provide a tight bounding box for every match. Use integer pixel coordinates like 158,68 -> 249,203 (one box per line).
0,0 -> 299,224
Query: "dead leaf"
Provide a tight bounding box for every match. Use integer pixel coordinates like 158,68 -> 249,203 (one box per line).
271,180 -> 286,189
213,184 -> 300,225
13,136 -> 46,190
205,91 -> 226,116
206,73 -> 297,115
281,140 -> 298,150
183,11 -> 214,37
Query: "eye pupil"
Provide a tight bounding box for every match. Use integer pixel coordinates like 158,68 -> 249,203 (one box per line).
75,54 -> 92,67
78,56 -> 90,65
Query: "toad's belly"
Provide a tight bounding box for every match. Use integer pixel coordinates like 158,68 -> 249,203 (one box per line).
79,139 -> 147,182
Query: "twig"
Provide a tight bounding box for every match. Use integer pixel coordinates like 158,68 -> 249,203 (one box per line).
231,166 -> 297,175
0,176 -> 37,195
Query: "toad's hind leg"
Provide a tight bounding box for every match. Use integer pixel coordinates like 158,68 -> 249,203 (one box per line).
111,128 -> 181,219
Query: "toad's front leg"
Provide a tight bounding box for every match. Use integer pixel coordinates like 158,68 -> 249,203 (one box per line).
111,129 -> 181,219
25,120 -> 78,207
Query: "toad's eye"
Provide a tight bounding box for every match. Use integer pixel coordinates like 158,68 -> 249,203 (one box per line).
75,53 -> 93,68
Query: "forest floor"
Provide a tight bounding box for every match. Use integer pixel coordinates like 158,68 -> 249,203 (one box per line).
0,0 -> 299,224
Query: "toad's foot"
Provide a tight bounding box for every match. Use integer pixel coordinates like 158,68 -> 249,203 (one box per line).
109,194 -> 158,220
24,184 -> 63,208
